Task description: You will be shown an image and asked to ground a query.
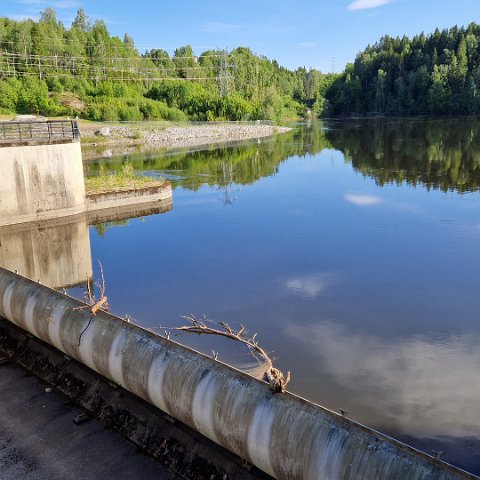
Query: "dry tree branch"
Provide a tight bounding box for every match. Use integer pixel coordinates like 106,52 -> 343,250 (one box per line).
44,261 -> 109,325
177,314 -> 291,393
72,261 -> 109,346
178,314 -> 272,368
72,261 -> 109,316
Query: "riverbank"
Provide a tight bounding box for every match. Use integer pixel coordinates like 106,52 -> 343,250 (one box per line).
80,122 -> 292,150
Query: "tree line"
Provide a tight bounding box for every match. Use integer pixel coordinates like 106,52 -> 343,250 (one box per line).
326,23 -> 480,116
2,10 -> 480,121
0,8 -> 329,122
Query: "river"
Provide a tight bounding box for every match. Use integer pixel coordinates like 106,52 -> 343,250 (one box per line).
11,118 -> 480,475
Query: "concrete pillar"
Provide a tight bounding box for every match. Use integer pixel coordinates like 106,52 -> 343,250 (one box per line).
0,141 -> 85,226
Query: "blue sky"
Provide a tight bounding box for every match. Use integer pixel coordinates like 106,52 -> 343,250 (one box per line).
2,0 -> 480,72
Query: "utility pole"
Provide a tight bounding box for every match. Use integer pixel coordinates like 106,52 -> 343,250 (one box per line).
331,57 -> 336,74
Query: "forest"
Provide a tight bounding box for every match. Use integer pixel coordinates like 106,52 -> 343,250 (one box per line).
0,8 -> 329,122
326,23 -> 480,116
2,9 -> 480,121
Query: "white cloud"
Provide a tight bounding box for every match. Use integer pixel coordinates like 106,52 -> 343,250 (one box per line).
344,192 -> 382,206
286,321 -> 480,437
347,0 -> 393,11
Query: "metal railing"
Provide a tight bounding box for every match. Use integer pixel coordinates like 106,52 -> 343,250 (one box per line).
0,120 -> 80,145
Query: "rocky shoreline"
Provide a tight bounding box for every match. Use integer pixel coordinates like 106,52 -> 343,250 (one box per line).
81,123 -> 292,150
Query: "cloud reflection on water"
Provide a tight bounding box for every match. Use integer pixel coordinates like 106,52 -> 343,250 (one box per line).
286,274 -> 332,299
285,321 -> 480,438
344,192 -> 383,206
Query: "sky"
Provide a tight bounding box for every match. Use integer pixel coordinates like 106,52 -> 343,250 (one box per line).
2,0 -> 480,73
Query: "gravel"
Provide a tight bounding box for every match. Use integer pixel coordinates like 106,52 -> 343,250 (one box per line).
83,123 -> 291,149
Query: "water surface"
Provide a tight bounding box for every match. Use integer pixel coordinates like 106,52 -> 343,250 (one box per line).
13,118 -> 480,474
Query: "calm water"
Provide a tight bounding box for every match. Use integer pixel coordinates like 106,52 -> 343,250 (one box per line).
9,118 -> 480,474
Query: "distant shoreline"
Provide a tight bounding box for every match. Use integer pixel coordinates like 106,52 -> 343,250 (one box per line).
80,123 -> 292,152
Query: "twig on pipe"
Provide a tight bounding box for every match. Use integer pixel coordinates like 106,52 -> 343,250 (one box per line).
177,314 -> 291,393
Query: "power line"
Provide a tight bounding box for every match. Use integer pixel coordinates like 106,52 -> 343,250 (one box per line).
0,69 -> 230,82
0,46 -> 237,85
1,55 -> 234,73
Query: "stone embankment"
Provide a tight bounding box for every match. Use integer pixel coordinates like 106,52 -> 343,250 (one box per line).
140,125 -> 291,147
83,123 -> 291,150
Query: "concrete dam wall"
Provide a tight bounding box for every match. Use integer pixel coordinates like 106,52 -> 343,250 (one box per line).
0,141 -> 86,226
0,268 -> 475,480
0,139 -> 173,227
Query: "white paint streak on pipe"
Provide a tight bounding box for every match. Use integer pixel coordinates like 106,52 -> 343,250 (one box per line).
247,399 -> 276,477
192,369 -> 220,444
147,349 -> 171,415
315,426 -> 348,479
47,304 -> 66,349
24,295 -> 38,337
77,315 -> 100,373
2,281 -> 16,326
0,268 -> 476,480
108,330 -> 126,388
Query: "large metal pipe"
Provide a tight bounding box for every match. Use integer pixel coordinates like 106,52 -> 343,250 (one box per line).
0,267 -> 475,480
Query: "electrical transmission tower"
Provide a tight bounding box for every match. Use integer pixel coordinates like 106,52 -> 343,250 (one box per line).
219,49 -> 230,97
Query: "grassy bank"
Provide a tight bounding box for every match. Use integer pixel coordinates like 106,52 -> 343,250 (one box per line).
84,163 -> 163,193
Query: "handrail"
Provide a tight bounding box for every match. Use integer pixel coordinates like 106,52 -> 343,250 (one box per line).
0,120 -> 80,145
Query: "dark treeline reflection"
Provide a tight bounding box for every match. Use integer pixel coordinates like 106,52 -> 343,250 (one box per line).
85,118 -> 480,194
325,117 -> 480,193
84,125 -> 331,190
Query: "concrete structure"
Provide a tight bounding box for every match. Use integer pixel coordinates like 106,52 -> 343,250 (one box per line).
0,142 -> 86,226
86,183 -> 172,212
0,268 -> 476,480
0,120 -> 173,227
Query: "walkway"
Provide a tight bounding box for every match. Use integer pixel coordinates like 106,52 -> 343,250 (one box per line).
0,360 -> 175,480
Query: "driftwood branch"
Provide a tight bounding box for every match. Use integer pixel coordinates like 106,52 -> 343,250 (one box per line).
73,261 -> 109,346
72,261 -> 109,316
177,314 -> 291,393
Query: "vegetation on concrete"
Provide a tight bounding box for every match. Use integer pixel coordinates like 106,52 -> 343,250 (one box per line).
84,162 -> 163,193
